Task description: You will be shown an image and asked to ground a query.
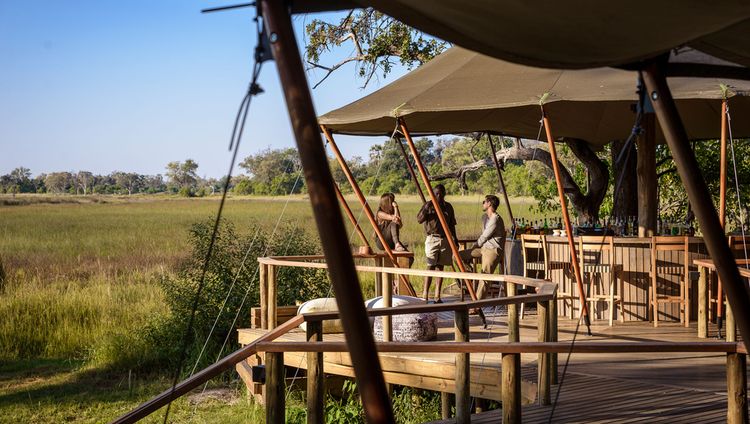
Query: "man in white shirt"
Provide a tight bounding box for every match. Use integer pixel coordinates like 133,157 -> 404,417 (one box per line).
459,194 -> 506,299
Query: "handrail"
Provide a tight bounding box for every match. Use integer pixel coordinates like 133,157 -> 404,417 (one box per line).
302,292 -> 555,322
258,255 -> 554,289
254,340 -> 741,354
110,315 -> 304,424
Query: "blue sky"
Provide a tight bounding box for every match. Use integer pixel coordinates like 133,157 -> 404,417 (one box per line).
0,1 -> 407,178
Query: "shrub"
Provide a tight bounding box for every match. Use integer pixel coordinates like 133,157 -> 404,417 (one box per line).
139,219 -> 328,372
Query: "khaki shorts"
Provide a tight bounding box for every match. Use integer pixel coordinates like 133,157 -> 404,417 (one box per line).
425,234 -> 452,266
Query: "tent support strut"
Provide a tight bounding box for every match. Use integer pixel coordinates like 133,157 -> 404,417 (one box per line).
642,58 -> 750,352
259,2 -> 394,422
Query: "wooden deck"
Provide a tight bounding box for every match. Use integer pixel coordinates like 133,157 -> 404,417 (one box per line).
238,308 -> 743,422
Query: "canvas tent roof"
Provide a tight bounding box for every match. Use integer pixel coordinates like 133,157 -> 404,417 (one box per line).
294,0 -> 750,70
319,47 -> 750,146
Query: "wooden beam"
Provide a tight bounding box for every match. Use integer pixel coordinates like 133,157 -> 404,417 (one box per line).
507,283 -> 519,343
541,106 -> 591,332
394,135 -> 426,203
698,265 -> 709,338
502,353 -> 522,424
306,322 -> 324,424
718,99 -> 728,331
333,181 -> 372,251
266,352 -> 285,424
454,309 -> 470,423
642,59 -> 750,354
260,263 -> 268,330
537,300 -> 550,405
637,113 -> 657,237
727,352 -> 748,424
321,125 -> 417,297
399,118 -> 478,300
268,264 -> 277,329
111,315 -> 304,423
488,134 -> 515,225
255,340 -> 740,354
257,2 -> 394,422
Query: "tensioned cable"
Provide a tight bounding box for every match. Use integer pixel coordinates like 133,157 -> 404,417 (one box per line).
188,167 -> 303,418
726,104 -> 749,266
188,162 -> 295,377
162,13 -> 267,424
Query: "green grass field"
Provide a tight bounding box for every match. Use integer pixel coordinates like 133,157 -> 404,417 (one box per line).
0,193 -> 541,423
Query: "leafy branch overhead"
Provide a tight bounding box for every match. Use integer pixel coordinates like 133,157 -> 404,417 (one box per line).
304,9 -> 448,88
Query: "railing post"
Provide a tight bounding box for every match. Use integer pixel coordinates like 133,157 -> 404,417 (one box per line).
508,284 -> 519,343
727,352 -> 748,424
550,294 -> 558,385
306,321 -> 324,424
441,392 -> 453,420
260,262 -> 268,330
266,352 -> 285,424
502,353 -> 521,424
728,305 -> 737,342
537,299 -> 551,405
383,269 -> 393,342
698,265 -> 709,338
374,256 -> 383,297
268,264 -> 278,329
455,308 -> 471,423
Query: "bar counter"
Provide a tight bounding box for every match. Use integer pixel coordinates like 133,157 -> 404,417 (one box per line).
514,235 -> 709,323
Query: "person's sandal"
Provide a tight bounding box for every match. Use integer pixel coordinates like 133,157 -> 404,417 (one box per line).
395,243 -> 407,252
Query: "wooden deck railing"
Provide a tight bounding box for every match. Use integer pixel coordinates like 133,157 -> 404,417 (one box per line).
112,256 -> 747,424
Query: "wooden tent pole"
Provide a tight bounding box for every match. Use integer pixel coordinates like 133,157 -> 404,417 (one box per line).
394,135 -> 427,203
333,181 -> 372,252
540,106 -> 592,333
398,118 -> 478,301
642,59 -> 750,352
488,134 -> 515,226
717,99 -> 729,328
258,2 -> 395,422
321,125 -> 417,297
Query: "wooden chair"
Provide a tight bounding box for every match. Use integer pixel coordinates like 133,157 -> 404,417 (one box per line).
521,235 -> 570,318
577,235 -> 623,326
650,236 -> 690,327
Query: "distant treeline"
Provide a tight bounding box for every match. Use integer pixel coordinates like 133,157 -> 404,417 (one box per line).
2,137 -> 547,198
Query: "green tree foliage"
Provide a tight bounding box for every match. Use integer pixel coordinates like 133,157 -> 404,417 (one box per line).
237,148 -> 304,195
305,9 -> 447,88
138,219 -> 328,371
657,140 -> 750,230
165,159 -> 199,193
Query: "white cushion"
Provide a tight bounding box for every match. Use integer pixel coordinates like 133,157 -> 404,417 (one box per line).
297,298 -> 343,333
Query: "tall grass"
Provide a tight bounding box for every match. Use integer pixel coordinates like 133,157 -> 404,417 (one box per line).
0,194 -> 539,366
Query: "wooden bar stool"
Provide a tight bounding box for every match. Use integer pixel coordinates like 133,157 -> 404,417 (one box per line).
577,235 -> 623,326
521,234 -> 569,317
710,235 -> 750,320
650,236 -> 690,327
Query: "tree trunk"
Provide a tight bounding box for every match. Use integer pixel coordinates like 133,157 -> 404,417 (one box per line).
432,138 -> 609,222
611,139 -> 638,221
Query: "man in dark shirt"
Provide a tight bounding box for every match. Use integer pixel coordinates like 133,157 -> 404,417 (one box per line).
417,184 -> 457,303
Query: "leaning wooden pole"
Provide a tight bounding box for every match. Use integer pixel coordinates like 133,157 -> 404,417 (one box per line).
717,98 -> 729,332
488,134 -> 515,225
540,106 -> 592,333
394,135 -> 427,203
322,125 -> 417,297
642,59 -> 750,353
259,2 -> 395,422
399,118 -> 478,300
333,181 -> 372,252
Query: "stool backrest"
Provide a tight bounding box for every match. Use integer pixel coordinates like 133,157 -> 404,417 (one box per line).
577,235 -> 614,267
521,234 -> 548,271
651,236 -> 689,278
